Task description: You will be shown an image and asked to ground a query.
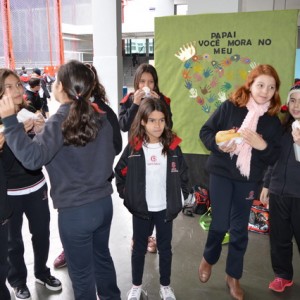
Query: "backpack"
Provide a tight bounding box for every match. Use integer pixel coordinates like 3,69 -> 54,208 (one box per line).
182,185 -> 210,217
198,207 -> 230,244
248,200 -> 269,234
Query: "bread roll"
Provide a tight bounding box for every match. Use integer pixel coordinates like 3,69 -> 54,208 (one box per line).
216,129 -> 242,145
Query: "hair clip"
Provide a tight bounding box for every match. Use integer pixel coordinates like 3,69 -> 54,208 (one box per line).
280,104 -> 288,113
75,93 -> 82,101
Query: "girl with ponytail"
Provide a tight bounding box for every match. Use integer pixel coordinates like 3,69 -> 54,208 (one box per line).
0,60 -> 121,300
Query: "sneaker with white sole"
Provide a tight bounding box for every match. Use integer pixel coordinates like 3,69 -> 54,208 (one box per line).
127,285 -> 145,300
13,284 -> 31,300
36,275 -> 62,291
160,285 -> 176,300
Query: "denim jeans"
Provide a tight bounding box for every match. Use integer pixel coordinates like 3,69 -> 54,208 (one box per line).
58,196 -> 120,300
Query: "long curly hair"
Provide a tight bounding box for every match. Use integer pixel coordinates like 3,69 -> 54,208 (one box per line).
87,63 -> 109,104
59,60 -> 103,146
229,64 -> 281,116
129,98 -> 175,155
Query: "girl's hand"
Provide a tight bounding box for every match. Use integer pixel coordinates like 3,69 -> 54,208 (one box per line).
240,128 -> 267,150
133,89 -> 144,105
33,114 -> 45,134
218,140 -> 238,153
0,133 -> 5,150
149,90 -> 160,99
0,94 -> 16,118
292,128 -> 300,146
260,187 -> 269,207
23,119 -> 34,132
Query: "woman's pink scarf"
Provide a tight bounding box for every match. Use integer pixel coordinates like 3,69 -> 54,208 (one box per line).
231,96 -> 270,179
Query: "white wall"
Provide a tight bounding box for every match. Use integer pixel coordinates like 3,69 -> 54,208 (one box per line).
188,0 -> 240,14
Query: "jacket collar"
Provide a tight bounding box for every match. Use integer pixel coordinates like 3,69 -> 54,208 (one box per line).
120,93 -> 134,104
132,135 -> 182,151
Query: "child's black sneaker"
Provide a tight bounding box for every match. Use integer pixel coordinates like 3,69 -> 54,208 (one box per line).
13,284 -> 31,300
36,274 -> 62,291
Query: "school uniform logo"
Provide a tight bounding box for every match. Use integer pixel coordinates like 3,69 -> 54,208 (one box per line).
148,155 -> 159,165
171,162 -> 179,173
151,155 -> 157,162
245,190 -> 255,201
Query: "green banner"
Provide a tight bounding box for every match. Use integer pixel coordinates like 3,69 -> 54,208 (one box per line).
155,10 -> 299,154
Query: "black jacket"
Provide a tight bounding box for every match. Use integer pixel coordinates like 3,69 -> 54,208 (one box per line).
24,89 -> 49,115
2,143 -> 44,190
114,136 -> 189,222
119,92 -> 173,132
92,100 -> 122,155
200,100 -> 281,182
263,127 -> 300,197
1,108 -> 45,190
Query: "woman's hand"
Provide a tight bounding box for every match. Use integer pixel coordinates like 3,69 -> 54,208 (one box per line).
33,114 -> 45,134
292,128 -> 300,146
0,94 -> 16,118
260,187 -> 269,207
240,128 -> 267,150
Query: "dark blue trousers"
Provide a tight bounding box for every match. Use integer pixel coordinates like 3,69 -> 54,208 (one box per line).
0,222 -> 10,300
203,174 -> 257,279
269,193 -> 300,280
132,210 -> 173,286
58,196 -> 120,300
7,185 -> 50,287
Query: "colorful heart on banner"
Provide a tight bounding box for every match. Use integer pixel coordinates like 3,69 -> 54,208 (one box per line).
175,42 -> 256,114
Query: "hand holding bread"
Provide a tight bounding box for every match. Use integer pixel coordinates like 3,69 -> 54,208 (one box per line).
215,129 -> 242,146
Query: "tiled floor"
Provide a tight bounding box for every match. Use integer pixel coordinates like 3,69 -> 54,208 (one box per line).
9,184 -> 300,300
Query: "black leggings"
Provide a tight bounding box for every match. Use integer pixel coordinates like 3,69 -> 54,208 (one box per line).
132,210 -> 173,286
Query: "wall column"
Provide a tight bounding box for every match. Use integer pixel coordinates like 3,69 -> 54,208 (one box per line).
91,0 -> 122,114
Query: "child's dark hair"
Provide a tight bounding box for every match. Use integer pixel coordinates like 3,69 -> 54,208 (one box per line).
129,98 -> 175,154
281,79 -> 300,132
133,63 -> 160,94
59,60 -> 102,146
28,77 -> 41,88
86,63 -> 109,104
281,112 -> 294,132
229,64 -> 281,116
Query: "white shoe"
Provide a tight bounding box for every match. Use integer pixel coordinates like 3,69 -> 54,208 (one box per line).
160,285 -> 176,300
127,285 -> 143,300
